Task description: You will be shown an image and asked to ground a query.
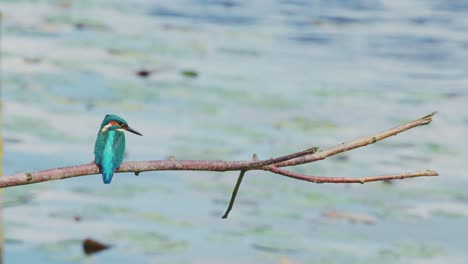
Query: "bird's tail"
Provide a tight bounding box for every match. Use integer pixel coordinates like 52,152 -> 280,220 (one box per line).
102,169 -> 114,184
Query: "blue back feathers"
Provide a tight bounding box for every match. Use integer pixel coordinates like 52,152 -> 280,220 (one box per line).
94,115 -> 128,184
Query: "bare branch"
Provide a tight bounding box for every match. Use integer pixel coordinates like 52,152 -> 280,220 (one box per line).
0,112 -> 438,189
274,112 -> 437,167
267,166 -> 439,183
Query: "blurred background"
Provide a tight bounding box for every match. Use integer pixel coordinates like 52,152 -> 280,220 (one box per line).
1,0 -> 467,263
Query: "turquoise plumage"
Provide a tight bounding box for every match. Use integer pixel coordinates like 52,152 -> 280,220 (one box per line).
94,115 -> 142,184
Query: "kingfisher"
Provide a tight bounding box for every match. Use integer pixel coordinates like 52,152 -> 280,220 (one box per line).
94,114 -> 142,184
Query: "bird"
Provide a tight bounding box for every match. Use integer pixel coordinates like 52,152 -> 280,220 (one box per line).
94,114 -> 142,184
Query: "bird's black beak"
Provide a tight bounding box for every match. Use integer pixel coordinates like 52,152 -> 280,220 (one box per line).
125,125 -> 143,136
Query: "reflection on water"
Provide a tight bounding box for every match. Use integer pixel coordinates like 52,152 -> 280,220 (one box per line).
1,0 -> 468,263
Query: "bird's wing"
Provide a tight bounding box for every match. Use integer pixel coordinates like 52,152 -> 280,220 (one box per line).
114,131 -> 126,169
94,131 -> 108,165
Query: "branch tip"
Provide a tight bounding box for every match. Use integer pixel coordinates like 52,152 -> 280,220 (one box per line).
424,111 -> 437,118
421,111 -> 437,123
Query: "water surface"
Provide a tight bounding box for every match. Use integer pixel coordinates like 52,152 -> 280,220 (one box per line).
1,0 -> 467,263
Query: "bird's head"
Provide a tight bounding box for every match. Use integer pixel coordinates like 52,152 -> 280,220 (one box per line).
99,114 -> 143,136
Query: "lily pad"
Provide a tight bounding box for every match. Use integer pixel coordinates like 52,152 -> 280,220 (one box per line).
111,230 -> 189,254
4,115 -> 74,141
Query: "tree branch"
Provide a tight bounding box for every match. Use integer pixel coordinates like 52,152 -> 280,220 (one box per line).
0,113 -> 438,194
274,111 -> 437,167
267,166 -> 439,184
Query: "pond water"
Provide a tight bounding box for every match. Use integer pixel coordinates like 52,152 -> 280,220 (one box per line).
1,0 -> 468,263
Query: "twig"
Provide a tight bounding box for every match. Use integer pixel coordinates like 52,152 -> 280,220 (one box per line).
267,166 -> 439,184
274,112 -> 436,167
222,170 -> 246,219
222,153 -> 260,219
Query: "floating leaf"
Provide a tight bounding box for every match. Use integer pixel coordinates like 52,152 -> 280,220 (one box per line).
180,70 -> 198,78
322,210 -> 377,225
5,115 -> 74,141
83,238 -> 111,255
136,69 -> 153,78
111,231 -> 189,254
251,241 -> 302,254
